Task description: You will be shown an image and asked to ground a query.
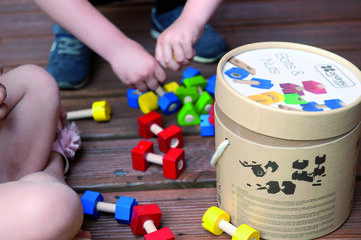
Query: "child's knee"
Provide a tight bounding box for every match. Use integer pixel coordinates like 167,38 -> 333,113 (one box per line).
20,64 -> 61,109
0,180 -> 83,240
30,183 -> 83,238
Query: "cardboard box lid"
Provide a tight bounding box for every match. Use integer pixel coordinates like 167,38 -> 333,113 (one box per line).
216,42 -> 361,140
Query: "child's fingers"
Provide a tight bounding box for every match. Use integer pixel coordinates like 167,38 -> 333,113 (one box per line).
0,82 -> 7,105
0,102 -> 8,130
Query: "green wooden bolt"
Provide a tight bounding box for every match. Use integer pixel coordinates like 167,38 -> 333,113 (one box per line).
195,91 -> 214,115
183,75 -> 208,90
176,86 -> 199,104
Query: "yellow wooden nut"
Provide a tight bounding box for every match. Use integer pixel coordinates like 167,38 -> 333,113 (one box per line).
202,206 -> 230,235
92,100 -> 112,122
163,81 -> 179,94
138,91 -> 158,114
233,224 -> 260,240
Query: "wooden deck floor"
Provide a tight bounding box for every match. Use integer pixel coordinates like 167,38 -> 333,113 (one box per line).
2,0 -> 361,239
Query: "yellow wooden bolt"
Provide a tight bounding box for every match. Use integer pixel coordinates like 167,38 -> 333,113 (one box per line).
138,91 -> 158,114
202,206 -> 260,240
67,100 -> 112,122
163,81 -> 179,94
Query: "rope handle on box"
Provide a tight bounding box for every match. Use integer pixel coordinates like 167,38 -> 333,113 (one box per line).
210,138 -> 230,167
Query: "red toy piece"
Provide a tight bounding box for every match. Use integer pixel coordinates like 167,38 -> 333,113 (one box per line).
130,204 -> 175,240
131,140 -> 186,179
138,111 -> 183,153
208,101 -> 215,126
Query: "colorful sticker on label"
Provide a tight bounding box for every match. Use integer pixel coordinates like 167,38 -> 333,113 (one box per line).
222,48 -> 361,111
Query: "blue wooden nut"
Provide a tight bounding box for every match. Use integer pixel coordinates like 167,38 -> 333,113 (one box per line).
81,190 -> 104,219
205,75 -> 216,95
158,92 -> 182,115
200,114 -> 215,137
182,66 -> 201,78
127,89 -> 142,108
81,190 -> 138,224
115,196 -> 138,224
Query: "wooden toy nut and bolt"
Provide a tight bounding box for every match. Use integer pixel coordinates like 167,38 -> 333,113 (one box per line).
67,100 -> 111,122
81,190 -> 138,224
130,204 -> 175,240
138,111 -> 183,153
138,85 -> 181,115
131,140 -> 185,179
202,206 -> 260,240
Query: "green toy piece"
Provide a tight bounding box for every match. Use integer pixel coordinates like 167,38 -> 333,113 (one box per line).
178,102 -> 201,126
284,93 -> 307,105
196,91 -> 214,114
183,75 -> 208,90
176,86 -> 199,104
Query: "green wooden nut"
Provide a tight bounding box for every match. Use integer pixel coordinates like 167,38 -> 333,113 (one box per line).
183,75 -> 207,90
138,91 -> 158,114
195,91 -> 214,115
284,93 -> 307,105
176,86 -> 199,104
177,102 -> 200,126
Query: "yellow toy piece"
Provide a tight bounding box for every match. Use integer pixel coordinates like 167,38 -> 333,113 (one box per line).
67,100 -> 112,122
138,91 -> 158,114
234,224 -> 260,240
163,81 -> 179,94
92,100 -> 112,122
202,206 -> 230,235
202,206 -> 260,240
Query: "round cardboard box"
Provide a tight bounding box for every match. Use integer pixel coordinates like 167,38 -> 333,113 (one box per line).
214,42 -> 361,239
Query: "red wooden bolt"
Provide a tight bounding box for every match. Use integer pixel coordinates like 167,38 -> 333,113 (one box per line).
131,140 -> 186,179
130,204 -> 175,240
138,111 -> 183,153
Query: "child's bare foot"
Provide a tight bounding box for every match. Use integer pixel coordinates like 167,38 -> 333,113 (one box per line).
73,230 -> 92,240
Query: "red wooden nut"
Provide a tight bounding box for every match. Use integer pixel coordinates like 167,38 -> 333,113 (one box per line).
131,140 -> 186,179
130,204 -> 175,240
138,111 -> 183,153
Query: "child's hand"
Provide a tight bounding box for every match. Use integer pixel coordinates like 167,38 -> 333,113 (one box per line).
155,17 -> 202,71
0,82 -> 8,130
109,39 -> 166,92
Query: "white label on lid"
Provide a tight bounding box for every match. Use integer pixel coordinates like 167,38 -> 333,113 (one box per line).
222,48 -> 361,112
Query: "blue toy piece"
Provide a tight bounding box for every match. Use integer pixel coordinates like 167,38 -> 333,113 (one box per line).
206,75 -> 216,95
300,102 -> 324,112
81,190 -> 138,224
81,190 -> 104,219
158,92 -> 182,115
127,89 -> 142,108
200,114 -> 215,137
182,66 -> 201,78
115,196 -> 138,224
324,99 -> 344,110
225,67 -> 249,80
249,78 -> 274,89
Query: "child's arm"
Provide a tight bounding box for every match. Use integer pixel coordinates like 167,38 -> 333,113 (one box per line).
34,0 -> 166,92
155,0 -> 223,71
0,82 -> 8,129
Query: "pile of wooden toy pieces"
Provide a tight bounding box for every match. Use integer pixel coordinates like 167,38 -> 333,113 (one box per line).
81,190 -> 261,240
127,67 -> 216,137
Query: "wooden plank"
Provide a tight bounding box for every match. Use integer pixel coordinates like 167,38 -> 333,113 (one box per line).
67,136 -> 216,191
66,136 -> 361,191
80,184 -> 361,239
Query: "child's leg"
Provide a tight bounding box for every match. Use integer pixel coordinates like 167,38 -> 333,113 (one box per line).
0,65 -> 83,239
0,64 -> 60,181
0,152 -> 83,240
